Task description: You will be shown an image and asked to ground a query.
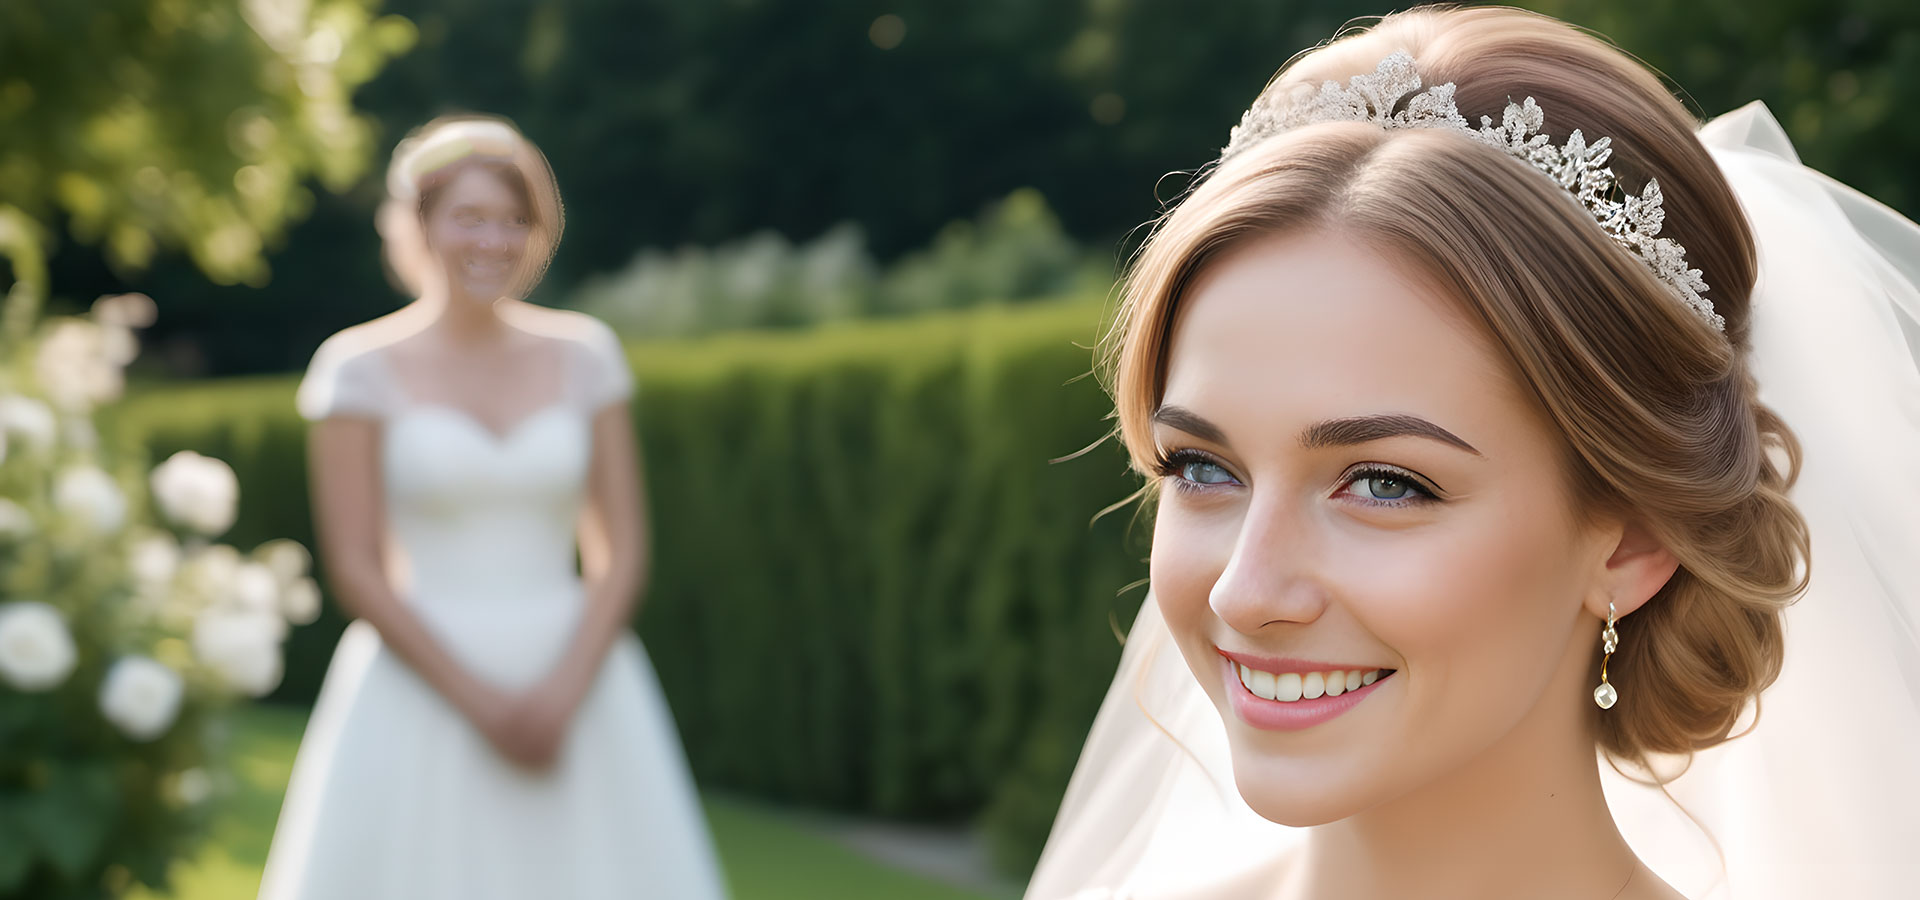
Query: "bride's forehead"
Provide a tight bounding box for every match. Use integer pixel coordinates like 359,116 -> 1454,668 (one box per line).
1170,235 -> 1494,370
439,167 -> 524,206
1158,233 -> 1527,440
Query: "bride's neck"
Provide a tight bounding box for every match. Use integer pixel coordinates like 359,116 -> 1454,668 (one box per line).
1282,696 -> 1641,900
415,281 -> 514,344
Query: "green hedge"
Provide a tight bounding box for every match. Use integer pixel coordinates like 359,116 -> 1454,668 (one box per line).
108,298 -> 1151,874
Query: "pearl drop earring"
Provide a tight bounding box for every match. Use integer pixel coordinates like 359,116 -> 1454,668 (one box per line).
1594,600 -> 1620,710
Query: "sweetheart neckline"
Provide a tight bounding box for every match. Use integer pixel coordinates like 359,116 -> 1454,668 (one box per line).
391,403 -> 577,445
366,341 -> 580,445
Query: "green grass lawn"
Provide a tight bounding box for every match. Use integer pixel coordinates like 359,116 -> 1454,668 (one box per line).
129,705 -> 1010,900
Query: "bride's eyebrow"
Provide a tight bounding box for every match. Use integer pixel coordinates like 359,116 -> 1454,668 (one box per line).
1299,414 -> 1481,456
1151,405 -> 1231,448
1153,406 -> 1481,457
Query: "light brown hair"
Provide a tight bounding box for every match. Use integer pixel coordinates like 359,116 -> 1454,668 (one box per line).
375,114 -> 565,299
1104,6 -> 1810,767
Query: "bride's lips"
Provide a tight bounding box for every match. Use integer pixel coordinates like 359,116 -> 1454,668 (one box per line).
1216,647 -> 1396,732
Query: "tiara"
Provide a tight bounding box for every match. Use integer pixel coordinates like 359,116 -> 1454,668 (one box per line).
1224,51 -> 1723,332
403,122 -> 520,181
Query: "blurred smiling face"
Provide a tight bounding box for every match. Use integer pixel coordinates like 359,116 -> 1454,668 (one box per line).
1149,229 -> 1616,825
421,164 -> 532,299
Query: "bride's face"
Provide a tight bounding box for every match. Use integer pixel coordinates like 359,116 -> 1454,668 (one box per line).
422,165 -> 532,299
1150,229 -> 1614,825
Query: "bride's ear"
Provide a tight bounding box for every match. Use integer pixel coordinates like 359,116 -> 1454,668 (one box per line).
1588,519 -> 1681,619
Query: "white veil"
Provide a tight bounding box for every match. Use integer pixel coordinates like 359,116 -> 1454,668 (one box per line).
1025,101 -> 1920,900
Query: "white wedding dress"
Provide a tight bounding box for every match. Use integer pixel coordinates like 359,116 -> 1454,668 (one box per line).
259,312 -> 727,900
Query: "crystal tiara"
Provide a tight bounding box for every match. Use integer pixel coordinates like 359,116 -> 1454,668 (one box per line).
1223,51 -> 1723,332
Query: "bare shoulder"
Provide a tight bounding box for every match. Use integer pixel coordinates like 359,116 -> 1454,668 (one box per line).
312,309 -> 424,362
499,301 -> 618,348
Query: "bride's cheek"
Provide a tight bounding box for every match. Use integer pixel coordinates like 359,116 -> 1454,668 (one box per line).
1150,501 -> 1234,640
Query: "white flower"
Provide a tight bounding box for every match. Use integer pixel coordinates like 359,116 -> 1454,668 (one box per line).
98,656 -> 184,741
0,395 -> 56,452
255,539 -> 312,584
61,415 -> 98,451
232,561 -> 280,614
100,326 -> 139,367
191,609 -> 284,697
91,292 -> 157,330
0,602 -> 78,691
181,543 -> 242,608
129,533 -> 182,590
54,465 -> 127,534
149,451 -> 239,537
280,576 -> 322,625
0,499 -> 35,541
173,767 -> 212,806
34,319 -> 124,411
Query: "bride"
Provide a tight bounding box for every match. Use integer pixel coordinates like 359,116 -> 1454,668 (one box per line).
1029,7 -> 1920,900
259,115 -> 727,899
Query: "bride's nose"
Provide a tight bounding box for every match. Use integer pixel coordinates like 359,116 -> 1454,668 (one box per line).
1209,493 -> 1332,633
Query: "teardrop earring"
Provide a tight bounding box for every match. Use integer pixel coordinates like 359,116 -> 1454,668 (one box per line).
1594,600 -> 1619,710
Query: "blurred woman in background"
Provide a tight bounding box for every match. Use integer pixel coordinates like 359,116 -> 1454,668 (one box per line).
260,115 -> 726,899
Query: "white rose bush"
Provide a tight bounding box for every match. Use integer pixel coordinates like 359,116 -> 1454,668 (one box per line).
0,295 -> 317,897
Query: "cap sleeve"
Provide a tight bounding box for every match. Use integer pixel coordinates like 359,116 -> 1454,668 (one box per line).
576,316 -> 634,411
295,333 -> 391,422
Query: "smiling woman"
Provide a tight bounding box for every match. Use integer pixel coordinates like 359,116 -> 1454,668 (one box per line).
1013,6 -> 1920,900
1147,228 -> 1695,840
260,116 -> 727,900
1108,89 -> 1812,874
376,116 -> 565,302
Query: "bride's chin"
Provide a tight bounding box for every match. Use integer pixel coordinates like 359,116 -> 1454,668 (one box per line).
1229,757 -> 1367,828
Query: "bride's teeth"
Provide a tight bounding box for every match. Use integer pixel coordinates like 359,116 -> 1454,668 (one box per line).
1240,664 -> 1389,702
1250,668 -> 1277,701
1240,663 -> 1278,700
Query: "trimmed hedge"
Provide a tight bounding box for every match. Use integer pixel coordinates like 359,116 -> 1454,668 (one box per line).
108,298 -> 1151,873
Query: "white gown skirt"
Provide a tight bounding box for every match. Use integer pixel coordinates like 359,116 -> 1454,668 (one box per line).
257,591 -> 728,900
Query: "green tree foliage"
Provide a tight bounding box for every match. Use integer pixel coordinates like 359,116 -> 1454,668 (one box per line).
58,0 -> 1915,376
357,0 -> 1366,277
0,0 -> 414,303
352,0 -> 1920,277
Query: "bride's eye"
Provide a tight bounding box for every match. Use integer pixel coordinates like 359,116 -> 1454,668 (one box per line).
1184,460 -> 1235,485
1154,449 -> 1241,491
1341,466 -> 1438,506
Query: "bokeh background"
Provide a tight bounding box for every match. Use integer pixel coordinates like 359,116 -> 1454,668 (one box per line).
3,0 -> 1914,897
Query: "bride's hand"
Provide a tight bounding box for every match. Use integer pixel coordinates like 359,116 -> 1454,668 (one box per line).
498,671 -> 590,771
455,681 -> 529,760
455,679 -> 560,770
